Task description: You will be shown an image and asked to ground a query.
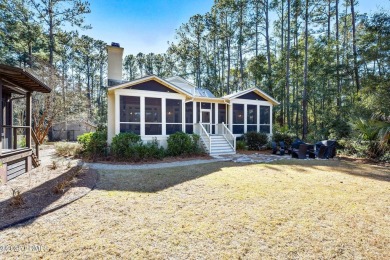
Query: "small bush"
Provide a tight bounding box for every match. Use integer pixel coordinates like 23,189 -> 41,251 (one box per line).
236,140 -> 247,150
111,132 -> 142,159
243,132 -> 269,150
77,129 -> 107,159
340,140 -> 390,162
111,133 -> 165,161
10,188 -> 24,207
54,142 -> 82,157
272,132 -> 294,147
49,160 -> 58,170
167,132 -> 202,156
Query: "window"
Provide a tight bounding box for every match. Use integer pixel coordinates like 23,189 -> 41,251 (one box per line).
233,104 -> 244,134
166,99 -> 182,135
120,96 -> 140,134
185,102 -> 193,133
145,97 -> 162,135
247,105 -> 257,132
260,106 -> 271,133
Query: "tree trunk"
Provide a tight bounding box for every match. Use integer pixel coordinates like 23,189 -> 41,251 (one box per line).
238,2 -> 244,89
350,0 -> 360,92
286,0 -> 291,128
49,0 -> 54,66
302,0 -> 309,140
281,0 -> 284,53
336,0 -> 341,109
265,0 -> 272,95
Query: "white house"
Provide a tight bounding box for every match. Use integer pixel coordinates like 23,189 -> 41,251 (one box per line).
106,43 -> 279,155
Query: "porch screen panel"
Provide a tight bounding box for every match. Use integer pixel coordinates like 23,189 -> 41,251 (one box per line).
120,96 -> 140,134
218,104 -> 227,124
166,99 -> 182,135
196,102 -> 200,124
259,105 -> 271,133
185,102 -> 193,133
145,97 -> 162,135
247,105 -> 257,132
233,104 -> 244,134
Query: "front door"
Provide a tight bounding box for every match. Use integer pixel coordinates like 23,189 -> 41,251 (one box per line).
201,110 -> 211,133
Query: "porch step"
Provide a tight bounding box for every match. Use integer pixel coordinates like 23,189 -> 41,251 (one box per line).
201,135 -> 236,155
32,153 -> 40,168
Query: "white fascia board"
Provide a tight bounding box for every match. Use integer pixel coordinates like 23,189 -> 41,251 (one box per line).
225,87 -> 280,105
108,75 -> 192,97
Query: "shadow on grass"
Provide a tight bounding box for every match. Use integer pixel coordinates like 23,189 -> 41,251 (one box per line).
96,161 -> 253,193
96,158 -> 389,195
95,158 -> 390,194
0,166 -> 97,230
269,158 -> 390,182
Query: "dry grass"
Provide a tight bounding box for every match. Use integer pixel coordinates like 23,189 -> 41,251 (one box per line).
54,142 -> 82,157
0,159 -> 389,259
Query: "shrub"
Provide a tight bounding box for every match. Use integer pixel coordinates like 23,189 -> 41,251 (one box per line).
111,133 -> 165,161
167,132 -> 202,156
329,117 -> 351,139
143,138 -> 166,160
54,142 -> 82,157
272,132 -> 294,147
77,129 -> 107,159
10,188 -> 24,207
236,140 -> 247,150
111,132 -> 142,159
243,132 -> 269,150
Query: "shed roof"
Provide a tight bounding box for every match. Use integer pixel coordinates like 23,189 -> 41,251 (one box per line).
0,64 -> 52,93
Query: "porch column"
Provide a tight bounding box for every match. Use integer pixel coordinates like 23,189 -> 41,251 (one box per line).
244,104 -> 247,133
193,101 -> 197,124
26,92 -> 32,149
270,105 -> 273,137
5,95 -> 13,149
0,79 -> 2,155
228,103 -> 233,132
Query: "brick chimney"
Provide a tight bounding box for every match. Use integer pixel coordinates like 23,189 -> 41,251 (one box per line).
106,42 -> 124,86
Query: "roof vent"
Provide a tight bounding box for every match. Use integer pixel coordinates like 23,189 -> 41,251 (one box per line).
111,42 -> 120,47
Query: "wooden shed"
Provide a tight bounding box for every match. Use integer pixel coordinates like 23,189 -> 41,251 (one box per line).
0,64 -> 51,183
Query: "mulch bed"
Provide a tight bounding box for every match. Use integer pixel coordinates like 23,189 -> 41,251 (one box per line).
0,166 -> 98,230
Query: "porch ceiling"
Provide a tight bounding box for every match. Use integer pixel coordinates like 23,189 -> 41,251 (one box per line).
0,64 -> 51,93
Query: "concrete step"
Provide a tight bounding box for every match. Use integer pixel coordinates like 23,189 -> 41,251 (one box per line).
210,151 -> 236,156
211,148 -> 235,153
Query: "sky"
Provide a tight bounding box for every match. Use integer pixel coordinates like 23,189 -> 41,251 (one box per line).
80,0 -> 389,56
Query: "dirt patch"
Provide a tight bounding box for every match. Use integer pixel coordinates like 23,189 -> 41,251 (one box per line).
0,163 -> 97,230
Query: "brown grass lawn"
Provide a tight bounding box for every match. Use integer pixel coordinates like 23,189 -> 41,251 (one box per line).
1,159 -> 389,259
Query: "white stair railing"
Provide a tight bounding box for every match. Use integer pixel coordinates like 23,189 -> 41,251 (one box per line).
218,122 -> 236,151
194,123 -> 211,153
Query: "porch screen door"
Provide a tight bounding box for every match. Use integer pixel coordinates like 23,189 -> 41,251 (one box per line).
201,110 -> 211,134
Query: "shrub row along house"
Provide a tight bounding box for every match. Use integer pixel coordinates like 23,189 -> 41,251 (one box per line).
106,43 -> 279,155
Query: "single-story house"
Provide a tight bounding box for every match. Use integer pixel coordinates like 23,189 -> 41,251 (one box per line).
0,64 -> 51,183
106,43 -> 279,155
